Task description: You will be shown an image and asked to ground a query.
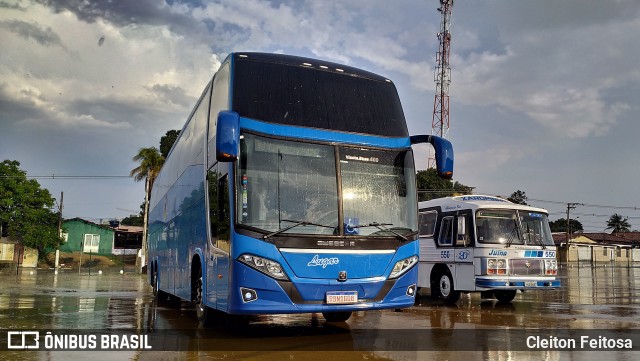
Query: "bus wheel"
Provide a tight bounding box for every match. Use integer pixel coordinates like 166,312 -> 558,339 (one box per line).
322,311 -> 352,322
433,269 -> 460,305
151,267 -> 159,297
494,290 -> 517,304
152,266 -> 167,300
194,270 -> 213,326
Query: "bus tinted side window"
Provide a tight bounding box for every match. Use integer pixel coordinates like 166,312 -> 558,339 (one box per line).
419,211 -> 438,236
439,216 -> 454,246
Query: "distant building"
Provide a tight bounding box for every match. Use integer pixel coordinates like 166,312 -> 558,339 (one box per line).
554,232 -> 640,264
60,218 -> 142,256
0,238 -> 38,268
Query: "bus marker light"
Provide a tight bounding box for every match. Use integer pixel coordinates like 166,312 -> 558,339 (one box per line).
406,285 -> 416,296
240,287 -> 257,303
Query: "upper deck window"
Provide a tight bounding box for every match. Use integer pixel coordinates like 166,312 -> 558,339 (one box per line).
232,57 -> 408,137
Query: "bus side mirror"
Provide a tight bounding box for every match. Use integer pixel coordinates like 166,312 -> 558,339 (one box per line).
216,111 -> 240,162
410,135 -> 454,179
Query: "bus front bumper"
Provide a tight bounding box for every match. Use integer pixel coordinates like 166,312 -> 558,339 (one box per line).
475,277 -> 561,290
227,262 -> 418,315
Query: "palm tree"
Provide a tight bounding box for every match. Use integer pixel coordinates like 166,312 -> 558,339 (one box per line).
606,213 -> 631,233
130,147 -> 164,187
130,147 -> 164,272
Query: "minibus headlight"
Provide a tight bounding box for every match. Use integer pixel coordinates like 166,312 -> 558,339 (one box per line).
544,259 -> 558,275
238,254 -> 289,281
486,258 -> 508,275
389,255 -> 418,279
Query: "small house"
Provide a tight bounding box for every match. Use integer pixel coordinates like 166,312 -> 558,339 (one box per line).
554,232 -> 640,264
60,218 -> 143,256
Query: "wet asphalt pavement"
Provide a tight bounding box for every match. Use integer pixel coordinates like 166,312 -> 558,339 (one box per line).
0,264 -> 639,360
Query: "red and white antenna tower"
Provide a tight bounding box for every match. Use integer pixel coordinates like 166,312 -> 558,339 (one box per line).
429,0 -> 453,168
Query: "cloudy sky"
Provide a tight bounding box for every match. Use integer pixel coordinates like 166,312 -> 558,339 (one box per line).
1,0 -> 639,232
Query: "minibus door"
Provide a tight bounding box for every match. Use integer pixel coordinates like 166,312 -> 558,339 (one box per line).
454,211 -> 475,290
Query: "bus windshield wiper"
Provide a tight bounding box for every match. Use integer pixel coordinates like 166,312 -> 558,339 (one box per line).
354,222 -> 411,242
524,226 -> 547,250
505,219 -> 521,248
263,219 -> 334,240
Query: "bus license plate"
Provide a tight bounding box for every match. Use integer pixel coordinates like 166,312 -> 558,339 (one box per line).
326,291 -> 358,305
525,281 -> 538,287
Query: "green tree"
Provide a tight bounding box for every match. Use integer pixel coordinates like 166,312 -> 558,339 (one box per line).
160,130 -> 180,159
416,168 -> 474,202
0,160 -> 62,256
549,218 -> 583,233
507,190 -> 528,205
120,202 -> 144,226
606,213 -> 631,233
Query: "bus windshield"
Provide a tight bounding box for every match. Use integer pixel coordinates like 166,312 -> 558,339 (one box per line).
475,209 -> 554,246
237,133 -> 417,237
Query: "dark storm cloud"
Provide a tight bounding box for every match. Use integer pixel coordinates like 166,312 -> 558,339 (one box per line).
0,19 -> 66,48
36,0 -> 199,35
0,1 -> 27,10
0,83 -> 48,123
148,84 -> 193,108
67,96 -> 187,129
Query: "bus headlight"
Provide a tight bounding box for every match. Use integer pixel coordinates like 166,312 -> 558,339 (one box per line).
545,259 -> 558,275
486,258 -> 508,275
238,254 -> 289,281
389,255 -> 418,279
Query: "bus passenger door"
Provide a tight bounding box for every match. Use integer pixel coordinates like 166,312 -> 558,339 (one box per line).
454,211 -> 475,290
215,169 -> 231,311
206,166 -> 219,308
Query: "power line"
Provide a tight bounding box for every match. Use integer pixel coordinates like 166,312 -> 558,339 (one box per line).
527,197 -> 640,211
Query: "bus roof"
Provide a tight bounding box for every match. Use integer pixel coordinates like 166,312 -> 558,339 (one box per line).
418,195 -> 548,214
232,52 -> 392,83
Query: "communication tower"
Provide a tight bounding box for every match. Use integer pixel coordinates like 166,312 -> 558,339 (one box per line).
429,0 -> 453,168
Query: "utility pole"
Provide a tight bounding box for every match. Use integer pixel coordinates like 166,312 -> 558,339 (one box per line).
565,202 -> 583,245
56,191 -> 63,269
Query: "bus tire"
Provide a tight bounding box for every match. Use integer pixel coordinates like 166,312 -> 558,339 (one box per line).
494,290 -> 517,304
433,269 -> 460,305
322,311 -> 352,322
152,265 -> 169,300
194,268 -> 214,326
151,266 -> 159,297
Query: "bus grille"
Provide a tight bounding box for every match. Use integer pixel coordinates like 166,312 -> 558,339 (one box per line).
510,259 -> 543,276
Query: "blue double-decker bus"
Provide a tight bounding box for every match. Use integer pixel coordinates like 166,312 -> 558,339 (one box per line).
147,52 -> 454,324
